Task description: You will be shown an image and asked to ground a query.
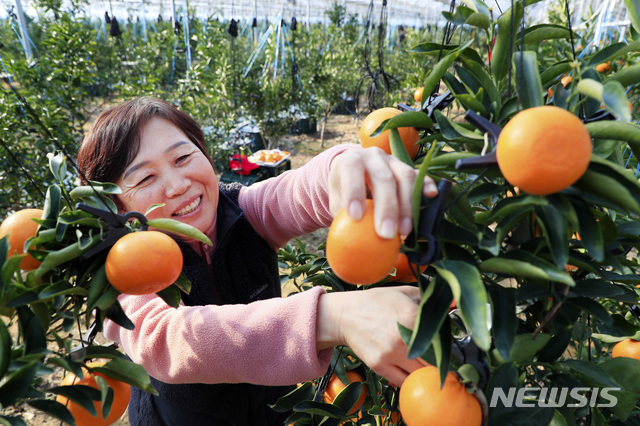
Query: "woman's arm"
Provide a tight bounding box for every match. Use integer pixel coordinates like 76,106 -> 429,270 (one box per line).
102,287 -> 332,385
239,144 -> 357,250
240,144 -> 438,249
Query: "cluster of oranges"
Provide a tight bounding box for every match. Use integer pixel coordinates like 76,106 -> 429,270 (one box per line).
322,365 -> 482,426
253,149 -> 290,164
0,207 -> 182,296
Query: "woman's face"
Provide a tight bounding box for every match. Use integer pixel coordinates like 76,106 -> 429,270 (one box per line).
115,117 -> 219,234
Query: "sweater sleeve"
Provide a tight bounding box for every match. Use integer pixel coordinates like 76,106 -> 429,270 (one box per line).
102,286 -> 332,385
239,144 -> 360,250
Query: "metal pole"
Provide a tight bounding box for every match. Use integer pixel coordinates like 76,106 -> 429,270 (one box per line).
171,0 -> 177,32
14,0 -> 33,60
183,0 -> 191,71
140,0 -> 148,42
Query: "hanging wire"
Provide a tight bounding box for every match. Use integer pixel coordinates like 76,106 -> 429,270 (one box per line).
0,136 -> 46,200
5,85 -> 119,218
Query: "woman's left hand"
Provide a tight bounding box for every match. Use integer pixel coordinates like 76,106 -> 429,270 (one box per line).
328,146 -> 438,239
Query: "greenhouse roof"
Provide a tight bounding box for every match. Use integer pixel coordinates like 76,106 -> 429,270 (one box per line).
9,0 -> 632,31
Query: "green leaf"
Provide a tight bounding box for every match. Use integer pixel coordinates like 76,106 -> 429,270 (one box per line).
537,328 -> 572,363
34,235 -> 100,280
486,362 -> 518,416
47,152 -> 67,182
87,264 -> 110,313
480,251 -> 575,286
434,260 -> 490,351
456,62 -> 501,110
92,358 -> 158,396
587,120 -> 640,165
17,306 -> 47,354
26,399 -> 75,426
0,362 -> 39,406
105,301 -> 135,331
442,6 -> 490,30
389,129 -> 414,166
0,318 -> 11,379
380,110 -> 433,132
428,152 -> 477,169
147,218 -> 212,245
540,60 -> 573,88
508,333 -> 551,364
607,62 -> 640,87
514,51 -> 544,109
624,0 -> 640,35
570,198 -> 604,262
576,79 -> 632,121
487,194 -> 548,224
405,277 -> 453,359
270,382 -> 314,412
156,284 -> 182,308
48,384 -> 100,417
412,142 -> 437,234
490,286 -> 517,360
434,110 -> 483,142
407,43 -> 484,65
568,279 -> 627,299
454,92 -> 487,116
42,185 -> 62,223
587,40 -> 640,67
562,359 -> 620,388
572,170 -> 640,215
534,203 -> 569,267
567,298 -> 613,325
173,272 -> 192,294
433,317 -> 452,384
491,1 -> 524,80
458,0 -> 491,18
289,400 -> 346,418
422,40 -> 474,105
517,24 -> 572,44
332,382 -> 364,416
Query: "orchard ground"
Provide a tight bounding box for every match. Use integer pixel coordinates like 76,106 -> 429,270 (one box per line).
3,112 -> 361,425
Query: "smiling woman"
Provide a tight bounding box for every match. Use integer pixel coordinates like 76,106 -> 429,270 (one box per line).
76,97 -> 438,426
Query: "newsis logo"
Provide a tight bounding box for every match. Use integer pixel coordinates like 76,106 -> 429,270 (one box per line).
490,387 -> 621,408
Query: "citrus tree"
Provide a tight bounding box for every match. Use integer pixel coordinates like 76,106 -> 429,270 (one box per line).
274,0 -> 640,424
0,152 -> 211,425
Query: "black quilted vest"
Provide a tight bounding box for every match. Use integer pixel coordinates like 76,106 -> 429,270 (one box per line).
127,183 -> 294,425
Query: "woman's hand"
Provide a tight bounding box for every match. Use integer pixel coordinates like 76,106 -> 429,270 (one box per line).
328,147 -> 438,239
316,286 -> 428,387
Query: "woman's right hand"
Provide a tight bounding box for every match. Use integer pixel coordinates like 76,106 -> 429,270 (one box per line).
316,286 -> 427,387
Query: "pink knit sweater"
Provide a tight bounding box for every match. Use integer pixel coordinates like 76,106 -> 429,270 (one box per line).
103,144 -> 356,386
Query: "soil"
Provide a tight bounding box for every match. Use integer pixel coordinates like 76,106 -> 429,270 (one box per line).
9,112 -> 363,426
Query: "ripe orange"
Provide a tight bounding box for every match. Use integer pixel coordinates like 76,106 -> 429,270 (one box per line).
324,370 -> 367,415
56,361 -> 131,426
413,87 -> 424,103
596,62 -> 611,73
399,365 -> 482,426
360,108 -> 421,159
612,338 -> 640,360
326,199 -> 401,285
387,252 -> 427,282
560,75 -> 572,87
496,106 -> 592,195
106,231 -> 183,295
0,208 -> 43,271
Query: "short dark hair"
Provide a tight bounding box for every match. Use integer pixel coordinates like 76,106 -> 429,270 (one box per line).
77,97 -> 210,184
